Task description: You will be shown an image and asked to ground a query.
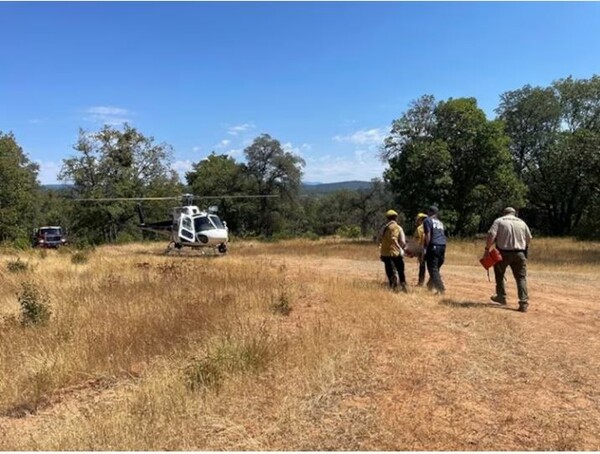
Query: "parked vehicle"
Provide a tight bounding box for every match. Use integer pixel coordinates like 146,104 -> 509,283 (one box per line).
32,226 -> 67,248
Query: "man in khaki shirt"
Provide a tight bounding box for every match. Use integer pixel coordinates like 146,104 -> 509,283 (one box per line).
485,207 -> 533,312
378,209 -> 408,293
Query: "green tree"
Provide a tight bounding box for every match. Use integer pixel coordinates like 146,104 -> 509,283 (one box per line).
497,85 -> 561,177
497,75 -> 600,236
352,179 -> 393,236
313,189 -> 360,236
0,132 -> 40,242
303,180 -> 393,238
37,188 -> 74,233
59,124 -> 182,243
186,153 -> 254,233
383,96 -> 526,235
244,134 -> 305,236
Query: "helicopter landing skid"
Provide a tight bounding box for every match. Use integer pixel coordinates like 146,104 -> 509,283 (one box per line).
164,242 -> 224,257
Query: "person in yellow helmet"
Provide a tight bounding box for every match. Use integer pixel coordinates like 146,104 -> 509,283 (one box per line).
414,212 -> 428,286
377,209 -> 408,292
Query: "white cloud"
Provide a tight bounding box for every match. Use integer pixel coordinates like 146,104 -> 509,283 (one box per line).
303,150 -> 386,183
282,142 -> 312,157
227,123 -> 255,136
192,146 -> 202,153
215,139 -> 231,149
84,106 -> 132,126
332,127 -> 387,147
172,160 -> 194,177
35,160 -> 63,185
224,148 -> 243,159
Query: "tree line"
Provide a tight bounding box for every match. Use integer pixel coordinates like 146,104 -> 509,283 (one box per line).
384,75 -> 600,238
1,74 -> 599,245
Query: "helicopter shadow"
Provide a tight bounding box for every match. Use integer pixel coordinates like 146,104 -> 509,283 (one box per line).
132,248 -> 225,260
439,298 -> 518,311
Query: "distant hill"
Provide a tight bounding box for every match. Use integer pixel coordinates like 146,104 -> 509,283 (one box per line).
301,180 -> 373,195
41,184 -> 72,192
41,181 -> 374,196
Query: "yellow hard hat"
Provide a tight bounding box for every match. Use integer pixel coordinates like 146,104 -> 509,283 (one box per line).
386,209 -> 398,217
416,213 -> 427,219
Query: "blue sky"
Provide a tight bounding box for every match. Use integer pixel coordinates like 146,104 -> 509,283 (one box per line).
2,2 -> 600,184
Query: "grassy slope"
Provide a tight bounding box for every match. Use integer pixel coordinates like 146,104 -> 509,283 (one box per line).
0,238 -> 599,450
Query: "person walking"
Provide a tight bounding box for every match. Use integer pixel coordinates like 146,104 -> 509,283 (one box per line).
485,207 -> 533,312
414,213 -> 428,286
378,209 -> 408,293
423,206 -> 446,295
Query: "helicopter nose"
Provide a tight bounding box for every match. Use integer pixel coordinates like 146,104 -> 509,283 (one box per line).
214,230 -> 228,241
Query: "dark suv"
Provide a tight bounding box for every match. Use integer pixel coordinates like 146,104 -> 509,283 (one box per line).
32,226 -> 67,248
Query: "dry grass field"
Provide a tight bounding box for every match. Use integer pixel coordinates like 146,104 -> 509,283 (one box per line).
0,237 -> 599,450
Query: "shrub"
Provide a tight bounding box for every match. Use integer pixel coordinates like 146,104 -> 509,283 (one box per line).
12,237 -> 32,250
7,259 -> 29,273
71,250 -> 89,264
270,232 -> 294,242
271,290 -> 292,316
336,225 -> 362,238
116,232 -> 138,244
18,281 -> 52,326
185,324 -> 278,392
301,231 -> 321,241
70,238 -> 96,252
184,356 -> 224,392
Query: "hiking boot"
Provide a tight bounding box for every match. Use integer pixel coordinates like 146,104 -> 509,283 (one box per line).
518,302 -> 529,313
490,295 -> 507,305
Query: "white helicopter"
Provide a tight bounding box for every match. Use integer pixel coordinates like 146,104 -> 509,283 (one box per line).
78,194 -> 276,254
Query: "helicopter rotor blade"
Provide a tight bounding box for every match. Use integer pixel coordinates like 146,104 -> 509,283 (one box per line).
74,197 -> 181,202
74,194 -> 279,202
191,195 -> 280,200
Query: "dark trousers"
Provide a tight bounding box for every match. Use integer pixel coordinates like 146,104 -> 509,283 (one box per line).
381,256 -> 406,289
417,253 -> 427,286
494,250 -> 528,304
425,244 -> 446,293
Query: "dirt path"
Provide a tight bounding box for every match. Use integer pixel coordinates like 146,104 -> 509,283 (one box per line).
275,255 -> 600,450
280,254 -> 600,320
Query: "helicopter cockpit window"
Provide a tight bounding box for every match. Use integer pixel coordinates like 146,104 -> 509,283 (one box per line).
209,215 -> 224,229
194,216 -> 215,232
182,217 -> 193,231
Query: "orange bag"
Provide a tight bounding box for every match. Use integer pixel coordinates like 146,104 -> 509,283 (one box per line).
480,248 -> 503,270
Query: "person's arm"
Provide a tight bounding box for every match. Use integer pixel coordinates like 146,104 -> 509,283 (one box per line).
397,228 -> 406,249
526,225 -> 533,246
524,224 -> 532,258
485,220 -> 499,251
423,219 -> 431,249
485,232 -> 495,250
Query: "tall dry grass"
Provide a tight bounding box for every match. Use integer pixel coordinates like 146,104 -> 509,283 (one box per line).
0,238 -> 599,450
236,235 -> 600,270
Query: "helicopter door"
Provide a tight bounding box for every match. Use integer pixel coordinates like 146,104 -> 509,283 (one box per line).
178,214 -> 196,243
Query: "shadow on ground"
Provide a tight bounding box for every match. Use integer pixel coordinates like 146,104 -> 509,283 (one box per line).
440,298 -> 519,311
132,248 -> 225,259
